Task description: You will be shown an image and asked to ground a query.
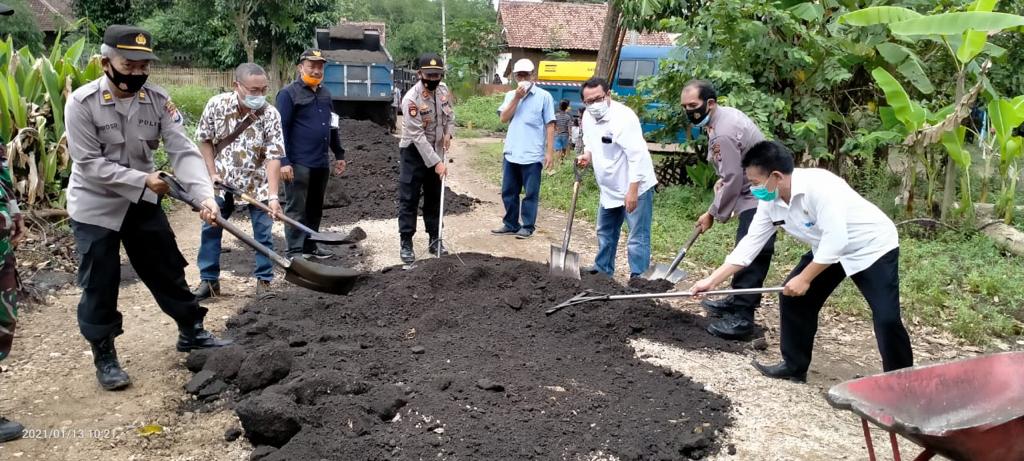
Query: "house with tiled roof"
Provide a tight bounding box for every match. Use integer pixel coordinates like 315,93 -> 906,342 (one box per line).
28,0 -> 73,42
494,0 -> 675,81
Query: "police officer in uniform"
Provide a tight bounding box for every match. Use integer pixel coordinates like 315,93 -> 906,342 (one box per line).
397,53 -> 454,263
64,25 -> 231,391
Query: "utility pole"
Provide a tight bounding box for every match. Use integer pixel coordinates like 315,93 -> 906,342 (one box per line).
441,0 -> 448,64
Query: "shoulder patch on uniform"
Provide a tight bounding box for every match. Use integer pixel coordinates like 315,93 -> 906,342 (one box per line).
165,100 -> 183,125
711,142 -> 722,162
408,103 -> 418,118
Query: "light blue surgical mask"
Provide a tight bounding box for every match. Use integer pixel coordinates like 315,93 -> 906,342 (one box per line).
751,177 -> 778,201
243,94 -> 266,110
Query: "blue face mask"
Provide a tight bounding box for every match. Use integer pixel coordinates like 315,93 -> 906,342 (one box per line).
751,177 -> 778,201
243,95 -> 266,110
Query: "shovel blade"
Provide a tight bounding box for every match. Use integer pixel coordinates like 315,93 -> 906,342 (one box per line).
285,257 -> 363,295
307,226 -> 367,245
548,245 -> 581,280
640,263 -> 687,284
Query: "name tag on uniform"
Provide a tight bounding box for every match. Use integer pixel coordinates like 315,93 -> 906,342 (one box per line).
772,220 -> 785,226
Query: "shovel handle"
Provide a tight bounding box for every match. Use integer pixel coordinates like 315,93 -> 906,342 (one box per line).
163,174 -> 291,269
561,164 -> 583,253
217,181 -> 320,236
666,227 -> 703,273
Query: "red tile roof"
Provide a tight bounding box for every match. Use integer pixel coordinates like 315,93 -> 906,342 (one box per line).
498,1 -> 674,51
28,0 -> 73,32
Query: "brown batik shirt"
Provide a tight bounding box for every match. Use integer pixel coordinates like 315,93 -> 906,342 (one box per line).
195,92 -> 285,201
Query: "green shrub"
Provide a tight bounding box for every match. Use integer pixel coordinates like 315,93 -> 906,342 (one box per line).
455,94 -> 505,134
167,85 -> 220,125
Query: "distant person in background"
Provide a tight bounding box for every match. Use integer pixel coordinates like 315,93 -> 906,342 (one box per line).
554,99 -> 572,163
276,48 -> 346,260
390,86 -> 401,134
491,58 -> 555,240
397,53 -> 455,263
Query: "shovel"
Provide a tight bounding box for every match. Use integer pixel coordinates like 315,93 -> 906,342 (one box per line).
640,226 -> 702,283
160,173 -> 363,295
545,287 -> 784,316
549,162 -> 583,279
215,181 -> 367,245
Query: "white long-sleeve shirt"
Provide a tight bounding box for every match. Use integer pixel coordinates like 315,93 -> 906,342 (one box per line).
725,168 -> 899,275
581,100 -> 658,208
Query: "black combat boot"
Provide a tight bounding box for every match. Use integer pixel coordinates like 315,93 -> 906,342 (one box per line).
176,320 -> 233,353
400,235 -> 415,264
90,336 -> 131,391
700,295 -> 737,317
427,235 -> 449,256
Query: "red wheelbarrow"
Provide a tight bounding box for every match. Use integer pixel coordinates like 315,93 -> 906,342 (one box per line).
826,351 -> 1024,461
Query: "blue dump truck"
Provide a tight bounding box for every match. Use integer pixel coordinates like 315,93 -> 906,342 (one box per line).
315,22 -> 396,126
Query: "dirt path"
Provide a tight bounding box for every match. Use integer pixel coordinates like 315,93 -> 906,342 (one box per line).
0,136 -> 978,460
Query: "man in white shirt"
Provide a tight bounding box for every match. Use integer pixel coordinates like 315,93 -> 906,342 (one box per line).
576,77 -> 658,278
691,140 -> 913,382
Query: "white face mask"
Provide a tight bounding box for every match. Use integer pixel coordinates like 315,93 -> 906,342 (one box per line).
517,80 -> 533,93
586,100 -> 610,120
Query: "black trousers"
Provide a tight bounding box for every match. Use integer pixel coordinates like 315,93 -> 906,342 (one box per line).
72,201 -> 207,343
779,248 -> 914,373
284,163 -> 330,256
730,208 -> 776,315
398,145 -> 441,238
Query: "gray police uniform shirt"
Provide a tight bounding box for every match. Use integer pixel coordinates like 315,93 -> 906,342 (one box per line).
705,106 -> 765,222
65,77 -> 214,231
399,81 -> 454,167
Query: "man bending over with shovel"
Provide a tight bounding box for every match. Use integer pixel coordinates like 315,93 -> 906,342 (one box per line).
691,140 -> 913,382
192,63 -> 284,301
64,25 -> 231,391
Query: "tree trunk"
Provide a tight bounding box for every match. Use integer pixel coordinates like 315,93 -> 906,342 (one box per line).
269,42 -> 282,92
940,72 -> 967,221
594,1 -> 622,82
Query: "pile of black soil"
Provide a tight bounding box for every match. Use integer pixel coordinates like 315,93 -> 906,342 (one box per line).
323,119 -> 480,223
186,254 -> 738,460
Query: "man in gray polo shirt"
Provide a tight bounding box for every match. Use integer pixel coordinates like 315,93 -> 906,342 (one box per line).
683,80 -> 775,340
491,59 -> 555,239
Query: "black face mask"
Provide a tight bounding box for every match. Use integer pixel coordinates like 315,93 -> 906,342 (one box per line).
105,65 -> 149,94
422,78 -> 441,91
685,99 -> 712,126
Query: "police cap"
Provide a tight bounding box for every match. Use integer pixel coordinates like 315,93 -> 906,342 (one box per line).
103,25 -> 159,61
299,48 -> 327,63
417,53 -> 444,76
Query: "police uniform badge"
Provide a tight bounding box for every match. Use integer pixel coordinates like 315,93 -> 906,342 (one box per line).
102,90 -> 113,102
165,100 -> 183,125
711,142 -> 722,162
407,102 -> 418,118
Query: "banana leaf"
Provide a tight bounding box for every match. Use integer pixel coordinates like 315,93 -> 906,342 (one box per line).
876,42 -> 933,94
5,73 -> 26,129
39,57 -> 64,134
890,12 -> 1024,36
871,67 -> 925,131
956,0 -> 998,63
839,6 -> 921,26
941,126 -> 971,169
0,81 -> 11,142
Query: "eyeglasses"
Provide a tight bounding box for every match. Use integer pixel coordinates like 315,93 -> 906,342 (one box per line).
582,94 -> 607,105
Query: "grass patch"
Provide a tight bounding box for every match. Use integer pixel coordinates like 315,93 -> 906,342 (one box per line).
455,94 -> 506,134
469,143 -> 1024,344
167,85 -> 220,125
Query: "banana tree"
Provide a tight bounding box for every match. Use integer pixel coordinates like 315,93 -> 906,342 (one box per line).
988,96 -> 1024,223
840,2 -> 1024,221
1,36 -> 101,207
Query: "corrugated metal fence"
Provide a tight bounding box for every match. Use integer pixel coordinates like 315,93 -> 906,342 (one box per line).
148,67 -> 234,89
